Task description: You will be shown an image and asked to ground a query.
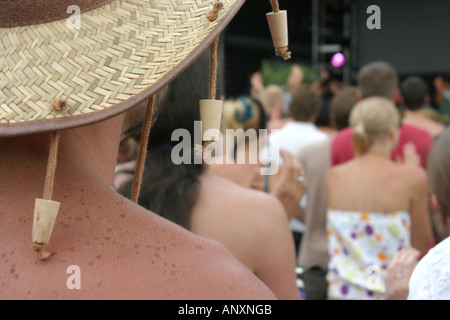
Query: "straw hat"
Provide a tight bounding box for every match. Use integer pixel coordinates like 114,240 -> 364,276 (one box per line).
0,0 -> 245,137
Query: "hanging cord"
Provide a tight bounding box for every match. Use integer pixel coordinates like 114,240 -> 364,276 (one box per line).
43,131 -> 60,200
269,0 -> 291,60
131,96 -> 155,203
270,0 -> 280,13
209,37 -> 219,100
32,130 -> 61,260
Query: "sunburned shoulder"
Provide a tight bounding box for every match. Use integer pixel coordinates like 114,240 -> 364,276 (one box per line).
0,195 -> 274,300
99,196 -> 275,299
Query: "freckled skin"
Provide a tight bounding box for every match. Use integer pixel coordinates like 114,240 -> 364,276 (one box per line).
0,112 -> 276,300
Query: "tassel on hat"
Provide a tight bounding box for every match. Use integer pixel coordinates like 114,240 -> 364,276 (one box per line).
267,0 -> 291,60
32,130 -> 61,260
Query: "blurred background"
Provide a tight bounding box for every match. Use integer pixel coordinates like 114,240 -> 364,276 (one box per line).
223,0 -> 450,118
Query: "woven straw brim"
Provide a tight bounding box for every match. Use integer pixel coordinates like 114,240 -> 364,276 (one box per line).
0,0 -> 244,137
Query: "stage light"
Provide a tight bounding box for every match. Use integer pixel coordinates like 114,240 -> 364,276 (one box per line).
331,52 -> 345,68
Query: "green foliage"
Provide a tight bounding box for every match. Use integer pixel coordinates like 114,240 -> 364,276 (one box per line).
260,59 -> 316,88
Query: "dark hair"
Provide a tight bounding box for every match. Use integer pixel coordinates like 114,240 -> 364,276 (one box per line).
289,86 -> 321,122
400,76 -> 428,111
315,99 -> 332,127
120,50 -> 213,229
428,128 -> 450,223
315,70 -> 343,127
331,86 -> 359,131
357,61 -> 398,99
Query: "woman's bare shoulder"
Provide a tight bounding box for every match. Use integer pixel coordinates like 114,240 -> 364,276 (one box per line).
200,172 -> 285,212
390,162 -> 427,184
326,160 -> 355,183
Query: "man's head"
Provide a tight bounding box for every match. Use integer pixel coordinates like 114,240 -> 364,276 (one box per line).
400,76 -> 429,111
330,86 -> 359,131
263,85 -> 284,112
428,128 -> 450,222
289,86 -> 321,123
357,61 -> 398,100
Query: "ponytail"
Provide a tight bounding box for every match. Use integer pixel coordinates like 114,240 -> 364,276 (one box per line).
353,123 -> 369,155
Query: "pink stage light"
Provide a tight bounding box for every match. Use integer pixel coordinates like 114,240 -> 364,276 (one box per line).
331,52 -> 345,68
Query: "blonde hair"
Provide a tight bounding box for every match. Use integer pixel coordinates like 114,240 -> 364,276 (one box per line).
349,97 -> 400,155
263,85 -> 284,111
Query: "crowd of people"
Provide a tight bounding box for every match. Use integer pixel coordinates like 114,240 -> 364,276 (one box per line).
113,58 -> 450,300
252,61 -> 449,300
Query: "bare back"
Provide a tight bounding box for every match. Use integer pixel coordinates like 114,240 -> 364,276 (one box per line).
327,154 -> 434,254
328,156 -> 415,212
0,175 -> 275,300
190,172 -> 301,300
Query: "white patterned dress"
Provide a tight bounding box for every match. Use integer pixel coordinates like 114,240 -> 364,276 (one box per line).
326,209 -> 412,300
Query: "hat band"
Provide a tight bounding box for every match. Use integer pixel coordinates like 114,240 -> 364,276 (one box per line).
0,0 -> 113,27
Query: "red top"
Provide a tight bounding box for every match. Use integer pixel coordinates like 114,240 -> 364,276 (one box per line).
331,124 -> 433,169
